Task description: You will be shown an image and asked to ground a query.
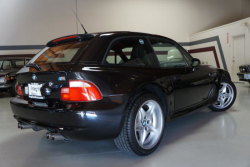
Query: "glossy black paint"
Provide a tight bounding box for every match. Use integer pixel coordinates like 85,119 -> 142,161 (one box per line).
11,31 -> 229,141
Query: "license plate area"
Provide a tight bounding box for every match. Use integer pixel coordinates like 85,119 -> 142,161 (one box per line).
28,83 -> 44,99
244,74 -> 250,80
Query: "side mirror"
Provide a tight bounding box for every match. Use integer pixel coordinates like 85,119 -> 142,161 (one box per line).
192,58 -> 200,67
191,58 -> 200,71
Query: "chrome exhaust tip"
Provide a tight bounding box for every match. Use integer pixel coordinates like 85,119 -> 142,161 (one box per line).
46,132 -> 67,141
51,133 -> 66,141
18,123 -> 32,129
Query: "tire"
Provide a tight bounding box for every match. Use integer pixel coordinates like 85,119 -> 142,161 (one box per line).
9,82 -> 17,97
209,79 -> 237,112
114,93 -> 165,156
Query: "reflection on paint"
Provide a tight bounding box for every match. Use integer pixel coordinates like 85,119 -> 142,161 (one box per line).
86,111 -> 97,118
82,67 -> 102,72
76,111 -> 97,118
77,111 -> 85,118
100,33 -> 113,37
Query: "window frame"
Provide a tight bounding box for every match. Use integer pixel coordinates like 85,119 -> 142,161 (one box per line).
148,37 -> 190,69
101,36 -> 160,68
177,44 -> 194,68
0,61 -> 2,70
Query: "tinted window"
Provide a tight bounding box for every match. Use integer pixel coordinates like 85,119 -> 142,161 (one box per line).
149,38 -> 186,68
105,37 -> 157,67
29,42 -> 89,66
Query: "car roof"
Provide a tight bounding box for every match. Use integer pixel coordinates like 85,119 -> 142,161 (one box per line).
91,31 -> 174,40
48,31 -> 177,47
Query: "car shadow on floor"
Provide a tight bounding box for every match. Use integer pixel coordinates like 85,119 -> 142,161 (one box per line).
159,109 -> 236,148
0,108 -> 236,167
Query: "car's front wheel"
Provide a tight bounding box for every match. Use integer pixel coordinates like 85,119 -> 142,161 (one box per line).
114,93 -> 165,156
209,79 -> 237,112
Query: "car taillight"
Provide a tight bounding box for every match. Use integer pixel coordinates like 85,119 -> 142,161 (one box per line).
61,80 -> 102,102
16,85 -> 23,97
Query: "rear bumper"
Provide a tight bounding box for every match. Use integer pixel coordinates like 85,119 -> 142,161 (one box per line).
237,73 -> 250,82
11,95 -> 129,141
0,83 -> 12,91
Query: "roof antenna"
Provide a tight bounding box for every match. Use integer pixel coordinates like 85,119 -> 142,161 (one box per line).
64,0 -> 88,34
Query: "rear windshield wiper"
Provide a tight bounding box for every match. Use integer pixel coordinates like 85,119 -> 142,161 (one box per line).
26,63 -> 42,71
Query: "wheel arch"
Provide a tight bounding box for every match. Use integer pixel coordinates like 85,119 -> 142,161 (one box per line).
217,69 -> 232,83
122,82 -> 169,123
221,71 -> 231,81
116,82 -> 169,139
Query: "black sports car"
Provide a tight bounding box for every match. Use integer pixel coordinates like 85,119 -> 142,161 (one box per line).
0,57 -> 31,96
237,65 -> 250,83
11,32 -> 236,156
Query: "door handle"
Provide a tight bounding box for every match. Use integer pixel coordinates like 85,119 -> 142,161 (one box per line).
173,76 -> 182,82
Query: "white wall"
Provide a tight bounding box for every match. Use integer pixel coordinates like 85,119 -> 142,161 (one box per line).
0,0 -> 250,54
76,0 -> 246,42
190,18 -> 250,81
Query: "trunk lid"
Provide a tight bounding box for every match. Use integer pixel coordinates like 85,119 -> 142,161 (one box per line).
17,71 -> 69,101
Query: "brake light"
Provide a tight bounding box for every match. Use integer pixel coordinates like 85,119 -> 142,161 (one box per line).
61,80 -> 102,101
53,35 -> 78,43
16,85 -> 23,97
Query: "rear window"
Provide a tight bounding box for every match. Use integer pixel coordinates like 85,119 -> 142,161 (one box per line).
29,42 -> 88,65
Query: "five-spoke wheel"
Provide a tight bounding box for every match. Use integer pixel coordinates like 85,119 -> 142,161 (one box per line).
135,100 -> 164,149
114,93 -> 165,156
213,82 -> 234,109
209,79 -> 236,112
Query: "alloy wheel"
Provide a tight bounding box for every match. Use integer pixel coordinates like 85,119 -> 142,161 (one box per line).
213,82 -> 234,109
134,100 -> 164,149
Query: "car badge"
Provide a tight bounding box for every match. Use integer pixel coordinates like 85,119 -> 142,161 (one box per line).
49,82 -> 54,87
32,74 -> 37,81
139,39 -> 144,45
58,76 -> 66,81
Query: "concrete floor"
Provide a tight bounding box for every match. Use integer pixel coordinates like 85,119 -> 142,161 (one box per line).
0,83 -> 249,167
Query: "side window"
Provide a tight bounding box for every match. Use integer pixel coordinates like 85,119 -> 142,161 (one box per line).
105,37 -> 157,67
149,38 -> 186,68
2,61 -> 12,70
14,60 -> 25,68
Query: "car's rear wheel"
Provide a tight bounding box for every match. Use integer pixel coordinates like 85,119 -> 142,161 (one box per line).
209,79 -> 236,112
114,93 -> 165,156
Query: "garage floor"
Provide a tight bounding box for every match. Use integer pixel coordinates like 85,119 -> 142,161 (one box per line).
0,83 -> 249,167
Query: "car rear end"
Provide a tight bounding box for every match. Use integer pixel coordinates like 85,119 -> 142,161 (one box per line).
237,65 -> 250,83
10,34 -> 128,141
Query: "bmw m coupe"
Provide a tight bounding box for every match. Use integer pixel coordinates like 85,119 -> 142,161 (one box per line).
11,32 -> 236,156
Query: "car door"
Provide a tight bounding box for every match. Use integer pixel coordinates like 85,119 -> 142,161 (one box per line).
148,37 -> 213,114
